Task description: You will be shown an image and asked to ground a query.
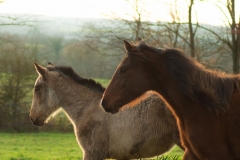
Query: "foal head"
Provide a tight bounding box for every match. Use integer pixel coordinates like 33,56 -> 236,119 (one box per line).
102,40 -> 164,113
30,63 -> 60,126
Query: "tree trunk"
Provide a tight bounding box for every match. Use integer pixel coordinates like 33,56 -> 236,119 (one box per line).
228,0 -> 239,74
188,0 -> 195,57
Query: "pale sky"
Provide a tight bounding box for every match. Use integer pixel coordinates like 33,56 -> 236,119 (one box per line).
0,0 -> 239,26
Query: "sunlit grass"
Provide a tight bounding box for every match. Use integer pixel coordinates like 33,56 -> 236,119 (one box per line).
94,78 -> 110,87
0,132 -> 183,160
0,132 -> 82,160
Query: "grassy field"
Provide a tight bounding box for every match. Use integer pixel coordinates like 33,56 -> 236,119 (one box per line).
0,132 -> 183,160
94,78 -> 110,87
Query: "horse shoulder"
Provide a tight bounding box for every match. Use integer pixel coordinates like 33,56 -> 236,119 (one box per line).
74,104 -> 109,152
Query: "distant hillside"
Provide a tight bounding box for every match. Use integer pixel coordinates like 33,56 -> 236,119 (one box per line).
0,13 -> 110,36
0,13 -> 224,38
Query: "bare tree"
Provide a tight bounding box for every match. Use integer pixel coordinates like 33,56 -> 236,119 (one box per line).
226,0 -> 240,73
0,14 -> 39,47
124,0 -> 143,41
104,0 -> 152,41
188,0 -> 198,57
198,0 -> 240,73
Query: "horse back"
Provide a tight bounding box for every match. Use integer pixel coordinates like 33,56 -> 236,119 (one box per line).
226,91 -> 240,158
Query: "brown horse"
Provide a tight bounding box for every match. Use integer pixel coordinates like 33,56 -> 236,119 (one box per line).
30,63 -> 183,160
101,39 -> 240,160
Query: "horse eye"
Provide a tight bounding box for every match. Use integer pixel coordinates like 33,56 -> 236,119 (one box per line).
120,68 -> 126,74
35,86 -> 41,92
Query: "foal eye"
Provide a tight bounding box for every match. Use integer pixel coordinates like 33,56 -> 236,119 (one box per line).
35,86 -> 41,92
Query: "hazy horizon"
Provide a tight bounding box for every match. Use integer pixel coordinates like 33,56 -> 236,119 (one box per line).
0,0 -> 239,26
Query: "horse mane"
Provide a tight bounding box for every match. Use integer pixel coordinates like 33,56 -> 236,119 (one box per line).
134,41 -> 240,114
161,49 -> 240,114
137,41 -> 163,54
47,66 -> 105,93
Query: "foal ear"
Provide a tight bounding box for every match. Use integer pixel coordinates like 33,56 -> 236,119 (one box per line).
123,40 -> 133,52
34,63 -> 46,78
48,62 -> 54,66
47,62 -> 54,68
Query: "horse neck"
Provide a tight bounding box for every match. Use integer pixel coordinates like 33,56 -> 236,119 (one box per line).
153,62 -> 193,120
53,77 -> 103,122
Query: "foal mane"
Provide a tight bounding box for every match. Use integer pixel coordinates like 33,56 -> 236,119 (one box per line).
47,66 -> 105,93
161,49 -> 240,114
134,41 -> 240,114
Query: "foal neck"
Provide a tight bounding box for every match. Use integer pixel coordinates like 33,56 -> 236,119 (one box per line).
55,77 -> 103,122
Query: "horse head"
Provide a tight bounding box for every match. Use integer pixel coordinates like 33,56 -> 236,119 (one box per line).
101,40 -> 163,113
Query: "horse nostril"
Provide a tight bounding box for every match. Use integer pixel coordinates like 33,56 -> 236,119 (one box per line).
29,116 -> 33,122
29,116 -> 39,125
104,107 -> 112,113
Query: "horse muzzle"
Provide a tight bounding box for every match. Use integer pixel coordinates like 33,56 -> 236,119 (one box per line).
101,99 -> 119,114
29,116 -> 44,126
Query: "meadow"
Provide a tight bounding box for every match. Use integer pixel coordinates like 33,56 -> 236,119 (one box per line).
0,132 -> 184,160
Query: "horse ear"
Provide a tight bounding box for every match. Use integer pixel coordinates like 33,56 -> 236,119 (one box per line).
47,62 -> 54,67
137,38 -> 142,42
34,63 -> 46,78
123,40 -> 133,52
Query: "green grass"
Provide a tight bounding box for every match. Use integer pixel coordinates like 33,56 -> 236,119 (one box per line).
94,78 -> 110,87
0,132 -> 183,160
159,146 -> 183,160
0,132 -> 81,160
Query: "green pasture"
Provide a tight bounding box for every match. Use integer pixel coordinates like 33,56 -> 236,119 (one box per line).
0,132 -> 183,160
94,78 -> 110,87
